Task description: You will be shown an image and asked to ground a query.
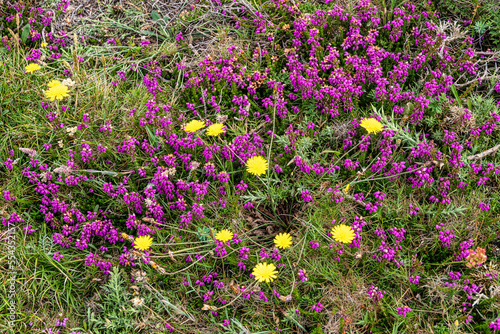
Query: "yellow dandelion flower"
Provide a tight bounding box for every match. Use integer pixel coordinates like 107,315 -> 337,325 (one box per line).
47,80 -> 62,88
134,235 -> 153,251
215,229 -> 233,243
252,262 -> 278,283
44,84 -> 69,101
360,118 -> 383,134
246,155 -> 268,176
331,224 -> 355,244
274,233 -> 292,249
343,184 -> 350,193
206,123 -> 225,136
41,42 -> 48,48
25,63 -> 41,73
184,120 -> 206,133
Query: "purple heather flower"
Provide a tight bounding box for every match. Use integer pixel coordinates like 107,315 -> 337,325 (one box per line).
397,306 -> 411,317
312,302 -> 323,313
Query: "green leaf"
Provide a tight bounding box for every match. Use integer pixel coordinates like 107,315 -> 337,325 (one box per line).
321,150 -> 341,155
151,10 -> 161,22
82,169 -> 118,176
146,125 -> 159,146
21,24 -> 31,44
197,226 -> 211,241
450,85 -> 461,106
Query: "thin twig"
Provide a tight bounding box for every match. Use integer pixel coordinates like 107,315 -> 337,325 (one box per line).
467,144 -> 500,161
